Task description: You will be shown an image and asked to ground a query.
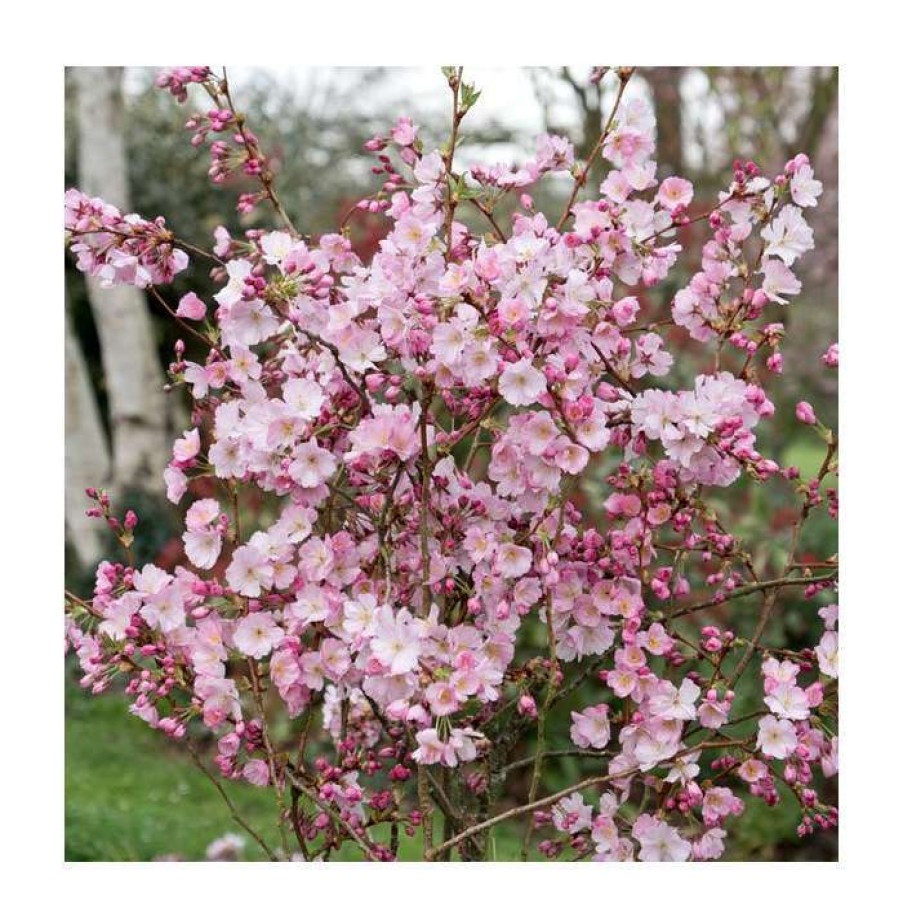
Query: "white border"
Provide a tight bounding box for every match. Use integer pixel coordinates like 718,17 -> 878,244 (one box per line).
3,0 -> 900,898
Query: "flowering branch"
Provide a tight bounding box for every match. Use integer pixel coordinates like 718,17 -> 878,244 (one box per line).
65,65 -> 838,863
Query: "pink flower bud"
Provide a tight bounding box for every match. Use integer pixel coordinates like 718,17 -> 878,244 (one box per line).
795,401 -> 817,425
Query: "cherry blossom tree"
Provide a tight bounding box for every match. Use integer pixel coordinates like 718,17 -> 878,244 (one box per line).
65,66 -> 838,862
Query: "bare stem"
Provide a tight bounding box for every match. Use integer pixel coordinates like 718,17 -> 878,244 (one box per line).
520,592 -> 559,860
285,769 -> 379,861
727,436 -> 837,688
219,68 -> 299,237
555,71 -> 632,232
426,738 -> 746,861
188,742 -> 279,861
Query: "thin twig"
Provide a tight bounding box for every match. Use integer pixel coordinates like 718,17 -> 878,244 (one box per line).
669,572 -> 837,618
502,748 -> 611,778
296,327 -> 370,413
285,768 -> 379,861
187,742 -> 279,861
220,68 -> 299,237
468,198 -> 506,241
520,593 -> 558,859
425,738 -> 746,861
727,437 -> 837,688
149,286 -> 217,350
555,71 -> 632,232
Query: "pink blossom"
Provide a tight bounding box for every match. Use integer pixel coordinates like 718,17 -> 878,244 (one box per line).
242,758 -> 270,786
756,715 -> 798,759
764,682 -> 811,721
184,531 -> 223,571
289,441 -> 337,489
494,543 -> 533,579
570,704 -> 611,749
390,116 -> 418,147
176,291 -> 207,320
226,544 -> 274,598
815,630 -> 838,679
790,160 -> 823,207
761,258 -> 801,305
425,681 -> 459,716
552,792 -> 594,834
795,400 -> 817,425
370,607 -> 422,675
232,612 -> 284,659
737,758 -> 768,783
411,728 -> 445,765
283,378 -> 325,421
656,177 -> 693,211
633,816 -> 691,862
762,205 -> 814,265
138,577 -> 185,633
648,677 -> 700,721
693,828 -> 727,861
172,428 -> 201,463
498,359 -> 546,407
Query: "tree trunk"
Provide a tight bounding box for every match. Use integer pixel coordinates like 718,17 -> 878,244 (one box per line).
646,67 -> 684,177
73,67 -> 169,495
65,301 -> 111,567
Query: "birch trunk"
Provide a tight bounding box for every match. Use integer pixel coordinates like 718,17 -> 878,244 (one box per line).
73,66 -> 169,495
65,301 -> 111,567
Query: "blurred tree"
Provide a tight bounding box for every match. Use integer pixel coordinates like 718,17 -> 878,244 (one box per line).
645,66 -> 684,176
72,68 -> 170,499
65,290 -> 110,566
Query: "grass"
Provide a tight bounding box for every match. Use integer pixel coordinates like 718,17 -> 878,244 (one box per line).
66,667 -> 835,862
65,671 -> 531,861
66,675 -> 280,861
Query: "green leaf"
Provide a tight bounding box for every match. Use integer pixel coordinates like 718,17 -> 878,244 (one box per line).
449,173 -> 483,202
461,82 -> 481,113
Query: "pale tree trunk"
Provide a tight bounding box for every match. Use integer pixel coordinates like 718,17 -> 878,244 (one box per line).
65,300 -> 111,567
73,66 -> 169,495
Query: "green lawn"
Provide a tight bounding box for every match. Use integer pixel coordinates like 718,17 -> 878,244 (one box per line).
66,676 -> 280,861
66,669 -> 834,861
65,672 -> 530,861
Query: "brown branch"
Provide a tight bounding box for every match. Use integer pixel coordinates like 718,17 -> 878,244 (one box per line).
502,748 -> 610,778
520,595 -> 559,859
425,738 -> 746,861
443,67 -> 464,256
556,70 -> 632,232
149,286 -> 217,350
187,742 -> 279,861
669,572 -> 837,619
468,197 -> 507,242
285,768 -> 379,861
219,68 -> 299,237
296,328 -> 370,413
726,436 -> 837,688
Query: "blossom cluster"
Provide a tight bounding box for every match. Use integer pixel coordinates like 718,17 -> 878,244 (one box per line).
65,188 -> 188,288
65,67 -> 837,862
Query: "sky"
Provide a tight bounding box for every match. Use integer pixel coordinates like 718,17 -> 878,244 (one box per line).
123,66 -> 818,178
126,66 -> 618,166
